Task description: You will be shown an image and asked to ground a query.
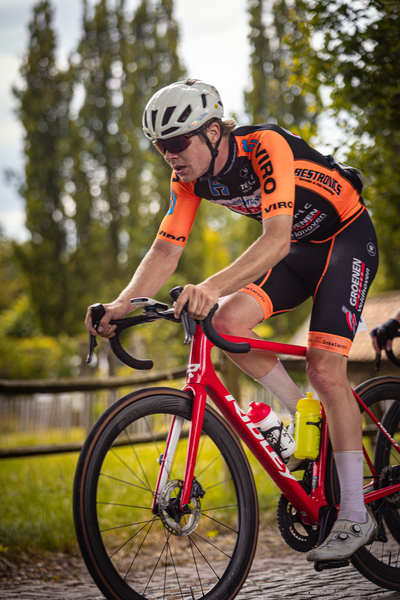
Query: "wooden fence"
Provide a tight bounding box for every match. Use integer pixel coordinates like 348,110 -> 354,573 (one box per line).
0,365 -> 189,460
0,356 -> 309,460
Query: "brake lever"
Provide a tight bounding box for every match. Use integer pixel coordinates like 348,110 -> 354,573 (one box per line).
169,286 -> 197,344
86,303 -> 106,363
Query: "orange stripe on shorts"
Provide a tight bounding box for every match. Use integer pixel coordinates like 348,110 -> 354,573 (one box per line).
307,331 -> 352,357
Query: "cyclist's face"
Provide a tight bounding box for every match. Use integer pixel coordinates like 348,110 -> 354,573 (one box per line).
162,126 -> 219,182
162,135 -> 211,182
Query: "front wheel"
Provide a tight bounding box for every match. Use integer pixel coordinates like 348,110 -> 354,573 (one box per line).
73,387 -> 259,600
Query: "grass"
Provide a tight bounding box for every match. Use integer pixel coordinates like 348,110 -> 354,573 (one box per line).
0,441 -> 284,557
0,427 -> 86,449
0,452 -> 80,555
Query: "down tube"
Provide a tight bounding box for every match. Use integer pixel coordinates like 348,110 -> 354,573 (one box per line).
206,379 -> 320,525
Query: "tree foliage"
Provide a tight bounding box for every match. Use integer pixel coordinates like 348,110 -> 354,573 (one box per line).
245,0 -> 323,140
13,0 -> 185,336
299,0 -> 400,290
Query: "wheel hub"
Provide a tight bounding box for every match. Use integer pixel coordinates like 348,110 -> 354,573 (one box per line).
159,479 -> 201,536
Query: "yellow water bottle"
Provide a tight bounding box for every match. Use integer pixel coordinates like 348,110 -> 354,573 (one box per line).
294,392 -> 322,460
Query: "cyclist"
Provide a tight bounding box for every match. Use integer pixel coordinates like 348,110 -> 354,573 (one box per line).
85,79 -> 379,562
371,309 -> 400,353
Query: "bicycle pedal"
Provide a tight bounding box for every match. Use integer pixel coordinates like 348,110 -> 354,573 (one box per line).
314,558 -> 351,572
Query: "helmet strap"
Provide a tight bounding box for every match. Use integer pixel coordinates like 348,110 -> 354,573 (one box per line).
198,129 -> 222,181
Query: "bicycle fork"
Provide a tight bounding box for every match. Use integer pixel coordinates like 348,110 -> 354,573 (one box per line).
151,384 -> 208,513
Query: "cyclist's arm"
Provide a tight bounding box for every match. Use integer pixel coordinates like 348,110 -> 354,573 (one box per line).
85,239 -> 184,338
174,213 -> 292,320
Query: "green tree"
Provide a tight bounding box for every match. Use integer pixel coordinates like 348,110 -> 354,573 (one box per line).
12,0 -> 188,336
302,0 -> 400,289
245,0 -> 322,140
66,0 -> 138,306
123,0 -> 186,286
13,1 -> 74,335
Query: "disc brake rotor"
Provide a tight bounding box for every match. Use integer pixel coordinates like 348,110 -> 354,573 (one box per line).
159,479 -> 201,536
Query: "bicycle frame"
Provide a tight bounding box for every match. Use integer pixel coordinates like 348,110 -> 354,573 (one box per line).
153,323 -> 400,528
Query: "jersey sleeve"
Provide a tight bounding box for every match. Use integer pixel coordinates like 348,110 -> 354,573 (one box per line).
156,174 -> 202,247
251,130 -> 296,221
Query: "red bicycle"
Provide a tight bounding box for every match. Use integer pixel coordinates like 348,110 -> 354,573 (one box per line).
73,287 -> 400,600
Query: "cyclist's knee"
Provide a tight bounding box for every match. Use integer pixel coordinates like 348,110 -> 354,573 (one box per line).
213,294 -> 263,335
306,349 -> 348,397
212,305 -> 242,335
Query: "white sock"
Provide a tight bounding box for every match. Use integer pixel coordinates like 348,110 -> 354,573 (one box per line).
256,360 -> 303,435
335,450 -> 367,523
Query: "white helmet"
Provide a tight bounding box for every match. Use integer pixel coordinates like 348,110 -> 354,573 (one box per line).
142,79 -> 224,141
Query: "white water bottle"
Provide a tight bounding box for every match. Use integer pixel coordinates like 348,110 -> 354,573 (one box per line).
247,401 -> 296,460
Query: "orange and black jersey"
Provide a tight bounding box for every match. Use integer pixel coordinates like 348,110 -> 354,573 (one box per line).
156,124 -> 366,247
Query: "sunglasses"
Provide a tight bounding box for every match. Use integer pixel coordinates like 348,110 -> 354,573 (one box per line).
153,121 -> 215,155
153,130 -> 198,155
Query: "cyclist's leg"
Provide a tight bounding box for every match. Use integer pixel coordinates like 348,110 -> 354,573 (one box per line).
214,292 -> 277,378
213,239 -> 321,379
213,243 -> 321,425
306,347 -> 366,523
305,212 -> 379,560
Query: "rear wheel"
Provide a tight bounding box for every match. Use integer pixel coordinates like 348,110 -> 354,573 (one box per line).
327,376 -> 400,591
73,387 -> 259,600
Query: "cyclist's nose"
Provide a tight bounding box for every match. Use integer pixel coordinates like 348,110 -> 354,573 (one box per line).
164,149 -> 179,160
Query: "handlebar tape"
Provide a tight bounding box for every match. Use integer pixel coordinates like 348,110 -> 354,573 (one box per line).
109,316 -> 154,370
90,305 -> 154,370
201,306 -> 251,354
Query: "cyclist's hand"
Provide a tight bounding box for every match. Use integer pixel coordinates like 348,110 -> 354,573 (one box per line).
174,283 -> 219,321
370,318 -> 400,353
85,300 -> 130,339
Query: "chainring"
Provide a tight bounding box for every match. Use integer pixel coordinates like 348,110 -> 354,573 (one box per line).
379,464 -> 400,509
277,480 -> 319,552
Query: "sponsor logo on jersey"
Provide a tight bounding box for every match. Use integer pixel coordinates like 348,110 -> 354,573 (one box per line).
242,139 -> 258,152
158,230 -> 186,243
366,242 -> 376,257
167,191 -> 177,215
209,180 -> 229,197
264,201 -> 293,215
291,209 -> 327,239
239,174 -> 257,192
255,144 -> 276,194
295,167 -> 342,197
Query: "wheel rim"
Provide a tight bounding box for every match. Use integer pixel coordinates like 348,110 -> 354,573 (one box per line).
79,393 -> 258,600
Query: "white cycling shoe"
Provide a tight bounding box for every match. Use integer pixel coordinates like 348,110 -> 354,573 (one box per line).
306,512 -> 376,562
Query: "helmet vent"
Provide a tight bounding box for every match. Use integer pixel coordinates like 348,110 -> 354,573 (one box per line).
151,110 -> 158,131
162,106 -> 176,126
163,127 -> 180,136
177,105 -> 192,123
201,94 -> 207,108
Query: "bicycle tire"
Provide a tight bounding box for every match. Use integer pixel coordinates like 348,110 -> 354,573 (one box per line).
73,387 -> 259,600
325,376 -> 400,591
